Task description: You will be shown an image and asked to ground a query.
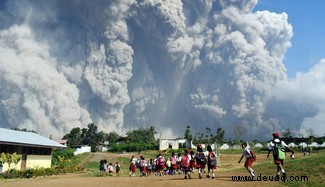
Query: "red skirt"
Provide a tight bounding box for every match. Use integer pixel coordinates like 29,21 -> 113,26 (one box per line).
244,157 -> 253,168
139,166 -> 147,172
129,163 -> 136,172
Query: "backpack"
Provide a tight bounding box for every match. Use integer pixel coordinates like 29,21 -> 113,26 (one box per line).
273,140 -> 286,160
139,159 -> 146,167
181,154 -> 190,168
196,152 -> 206,164
250,150 -> 256,162
116,164 -> 120,171
208,152 -> 217,166
170,157 -> 177,165
159,157 -> 165,166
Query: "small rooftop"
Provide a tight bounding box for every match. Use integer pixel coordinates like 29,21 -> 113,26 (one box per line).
0,127 -> 66,148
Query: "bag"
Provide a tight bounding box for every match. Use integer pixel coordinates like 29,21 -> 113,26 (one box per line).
274,141 -> 286,160
208,152 -> 217,166
116,164 -> 120,171
181,155 -> 190,168
196,152 -> 206,164
159,157 -> 165,166
139,160 -> 146,167
155,159 -> 159,166
250,150 -> 256,162
170,157 -> 177,165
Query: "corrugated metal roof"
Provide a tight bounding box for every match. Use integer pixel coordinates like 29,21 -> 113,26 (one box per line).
0,127 -> 66,148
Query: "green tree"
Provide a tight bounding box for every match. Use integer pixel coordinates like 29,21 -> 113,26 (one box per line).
106,131 -> 120,144
81,123 -> 100,145
215,127 -> 225,144
184,125 -> 192,141
63,127 -> 82,146
126,126 -> 157,144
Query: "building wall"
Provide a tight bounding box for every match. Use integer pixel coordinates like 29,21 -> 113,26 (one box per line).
0,155 -> 52,172
26,155 -> 52,169
159,139 -> 191,150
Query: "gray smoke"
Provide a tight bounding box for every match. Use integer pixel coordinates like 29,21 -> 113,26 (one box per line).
0,0 -> 323,140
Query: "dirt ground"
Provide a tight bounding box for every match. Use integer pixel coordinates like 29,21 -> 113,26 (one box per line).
0,152 -> 289,187
0,172 -> 282,187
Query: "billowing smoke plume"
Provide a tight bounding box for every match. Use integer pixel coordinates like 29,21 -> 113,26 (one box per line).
0,0 -> 322,139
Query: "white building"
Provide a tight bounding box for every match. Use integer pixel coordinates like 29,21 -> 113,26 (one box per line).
254,143 -> 263,148
73,145 -> 91,155
288,142 -> 297,147
159,138 -> 191,150
220,144 -> 230,150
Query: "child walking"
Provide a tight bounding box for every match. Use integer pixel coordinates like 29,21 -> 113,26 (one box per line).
206,145 -> 217,179
238,142 -> 255,177
181,148 -> 192,179
267,132 -> 294,178
108,163 -> 114,176
129,155 -> 137,177
115,162 -> 120,176
195,144 -> 206,179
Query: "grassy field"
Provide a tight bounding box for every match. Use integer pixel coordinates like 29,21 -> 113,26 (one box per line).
227,150 -> 325,187
77,149 -> 324,186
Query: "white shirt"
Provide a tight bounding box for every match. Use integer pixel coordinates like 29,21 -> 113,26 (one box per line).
130,157 -> 137,164
243,147 -> 251,158
268,138 -> 288,150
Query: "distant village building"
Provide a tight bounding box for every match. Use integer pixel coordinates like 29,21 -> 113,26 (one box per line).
72,145 -> 91,155
0,127 -> 66,172
288,142 -> 297,147
232,144 -> 241,149
159,138 -> 192,150
55,139 -> 68,146
253,143 -> 263,148
308,142 -> 319,147
299,142 -> 307,148
220,144 -> 230,150
320,142 -> 325,147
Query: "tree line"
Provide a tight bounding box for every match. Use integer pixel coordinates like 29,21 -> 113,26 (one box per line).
62,123 -> 158,151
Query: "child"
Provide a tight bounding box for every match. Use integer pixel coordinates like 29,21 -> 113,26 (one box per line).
108,163 -> 114,176
129,155 -> 137,177
170,152 -> 178,175
267,132 -> 294,178
157,153 -> 166,176
206,145 -> 217,179
195,144 -> 206,179
181,148 -> 192,179
115,162 -> 120,176
238,142 -> 255,177
138,155 -> 147,177
99,159 -> 105,174
176,152 -> 182,174
147,158 -> 153,176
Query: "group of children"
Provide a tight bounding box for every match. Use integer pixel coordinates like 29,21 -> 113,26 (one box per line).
129,144 -> 218,179
99,159 -> 120,176
101,131 -> 295,179
238,131 -> 295,179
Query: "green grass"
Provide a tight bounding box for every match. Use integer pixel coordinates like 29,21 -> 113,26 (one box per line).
238,150 -> 325,187
78,149 -> 325,186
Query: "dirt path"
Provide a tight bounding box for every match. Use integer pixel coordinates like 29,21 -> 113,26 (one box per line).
0,172 -> 282,187
0,152 -> 289,187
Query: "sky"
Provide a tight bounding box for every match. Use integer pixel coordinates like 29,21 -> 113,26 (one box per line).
254,0 -> 325,77
0,0 -> 324,140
